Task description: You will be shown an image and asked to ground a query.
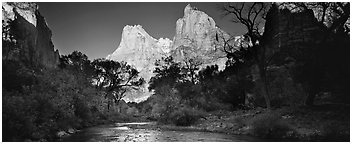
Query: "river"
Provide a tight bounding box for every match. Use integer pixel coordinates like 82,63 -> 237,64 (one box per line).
62,122 -> 265,142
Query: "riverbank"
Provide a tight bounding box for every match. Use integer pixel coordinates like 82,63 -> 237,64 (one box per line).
58,103 -> 349,142
54,112 -> 146,141
154,104 -> 349,142
62,121 -> 267,142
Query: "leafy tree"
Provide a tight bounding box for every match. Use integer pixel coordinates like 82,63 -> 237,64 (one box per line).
149,56 -> 184,90
92,59 -> 144,110
198,65 -> 220,82
59,51 -> 94,79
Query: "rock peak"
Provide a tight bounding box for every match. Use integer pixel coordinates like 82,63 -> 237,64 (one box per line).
123,24 -> 143,29
3,2 -> 38,26
123,25 -> 146,33
107,24 -> 172,102
172,3 -> 230,70
107,4 -> 233,102
184,4 -> 193,14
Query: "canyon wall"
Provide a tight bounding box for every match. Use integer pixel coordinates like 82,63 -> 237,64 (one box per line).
2,2 -> 59,68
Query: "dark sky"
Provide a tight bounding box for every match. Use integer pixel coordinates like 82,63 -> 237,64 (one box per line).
38,2 -> 245,60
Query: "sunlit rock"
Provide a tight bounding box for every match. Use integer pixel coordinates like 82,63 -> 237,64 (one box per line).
171,4 -> 231,71
107,4 -> 242,102
107,25 -> 172,102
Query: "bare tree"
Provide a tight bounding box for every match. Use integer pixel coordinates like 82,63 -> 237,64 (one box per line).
175,45 -> 203,84
220,2 -> 272,109
279,2 -> 349,35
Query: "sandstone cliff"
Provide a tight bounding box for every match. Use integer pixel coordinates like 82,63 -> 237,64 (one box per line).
170,4 -> 230,70
2,2 -> 59,68
107,25 -> 172,102
107,4 -> 238,102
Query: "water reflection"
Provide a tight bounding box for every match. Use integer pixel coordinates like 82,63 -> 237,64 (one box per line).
63,122 -> 263,142
111,126 -> 130,130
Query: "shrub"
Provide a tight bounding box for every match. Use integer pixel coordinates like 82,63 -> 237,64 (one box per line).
2,91 -> 37,141
149,85 -> 182,123
268,67 -> 306,107
2,67 -> 109,141
233,117 -> 246,128
320,121 -> 349,142
250,112 -> 295,139
170,107 -> 205,126
252,66 -> 307,108
193,96 -> 232,112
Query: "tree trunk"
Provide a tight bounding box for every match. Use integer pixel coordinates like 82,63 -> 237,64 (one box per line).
107,100 -> 110,111
241,89 -> 246,105
259,64 -> 271,109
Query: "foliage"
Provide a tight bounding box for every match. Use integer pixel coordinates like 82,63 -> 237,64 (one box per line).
220,2 -> 273,108
92,58 -> 145,107
268,67 -> 306,107
221,2 -> 349,107
252,66 -> 307,107
319,121 -> 350,141
250,112 -> 295,139
2,68 -> 104,141
2,60 -> 37,91
145,84 -> 205,126
2,50 -> 144,141
149,85 -> 182,123
147,54 -> 257,121
149,56 -> 184,90
170,106 -> 205,126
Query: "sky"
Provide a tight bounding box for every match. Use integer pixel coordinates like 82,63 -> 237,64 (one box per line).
37,2 -> 246,60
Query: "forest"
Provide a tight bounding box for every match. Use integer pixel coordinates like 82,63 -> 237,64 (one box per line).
2,2 -> 350,142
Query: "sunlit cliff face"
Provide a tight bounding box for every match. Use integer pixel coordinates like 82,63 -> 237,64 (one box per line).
107,4 -> 241,102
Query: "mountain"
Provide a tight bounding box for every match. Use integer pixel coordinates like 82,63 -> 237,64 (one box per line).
170,4 -> 230,70
2,2 -> 60,68
107,25 -> 172,102
107,4 -> 235,102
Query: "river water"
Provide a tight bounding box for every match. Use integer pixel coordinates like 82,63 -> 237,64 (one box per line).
63,122 -> 264,142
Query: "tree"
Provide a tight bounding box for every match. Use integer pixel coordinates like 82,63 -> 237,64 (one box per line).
220,2 -> 273,108
182,57 -> 202,84
92,59 -> 144,110
279,2 -> 350,33
149,56 -> 184,90
173,45 -> 203,84
59,51 -> 95,81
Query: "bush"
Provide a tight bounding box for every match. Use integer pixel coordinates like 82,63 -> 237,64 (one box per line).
233,117 -> 246,128
2,91 -> 38,141
170,107 -> 204,126
252,66 -> 307,108
250,112 -> 295,139
320,121 -> 349,142
192,96 -> 232,112
268,67 -> 306,107
2,67 -> 110,141
149,85 -> 182,123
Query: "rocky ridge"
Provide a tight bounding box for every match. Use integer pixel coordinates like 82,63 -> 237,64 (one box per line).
170,4 -> 230,70
107,25 -> 172,102
107,4 -> 238,102
2,2 -> 60,68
